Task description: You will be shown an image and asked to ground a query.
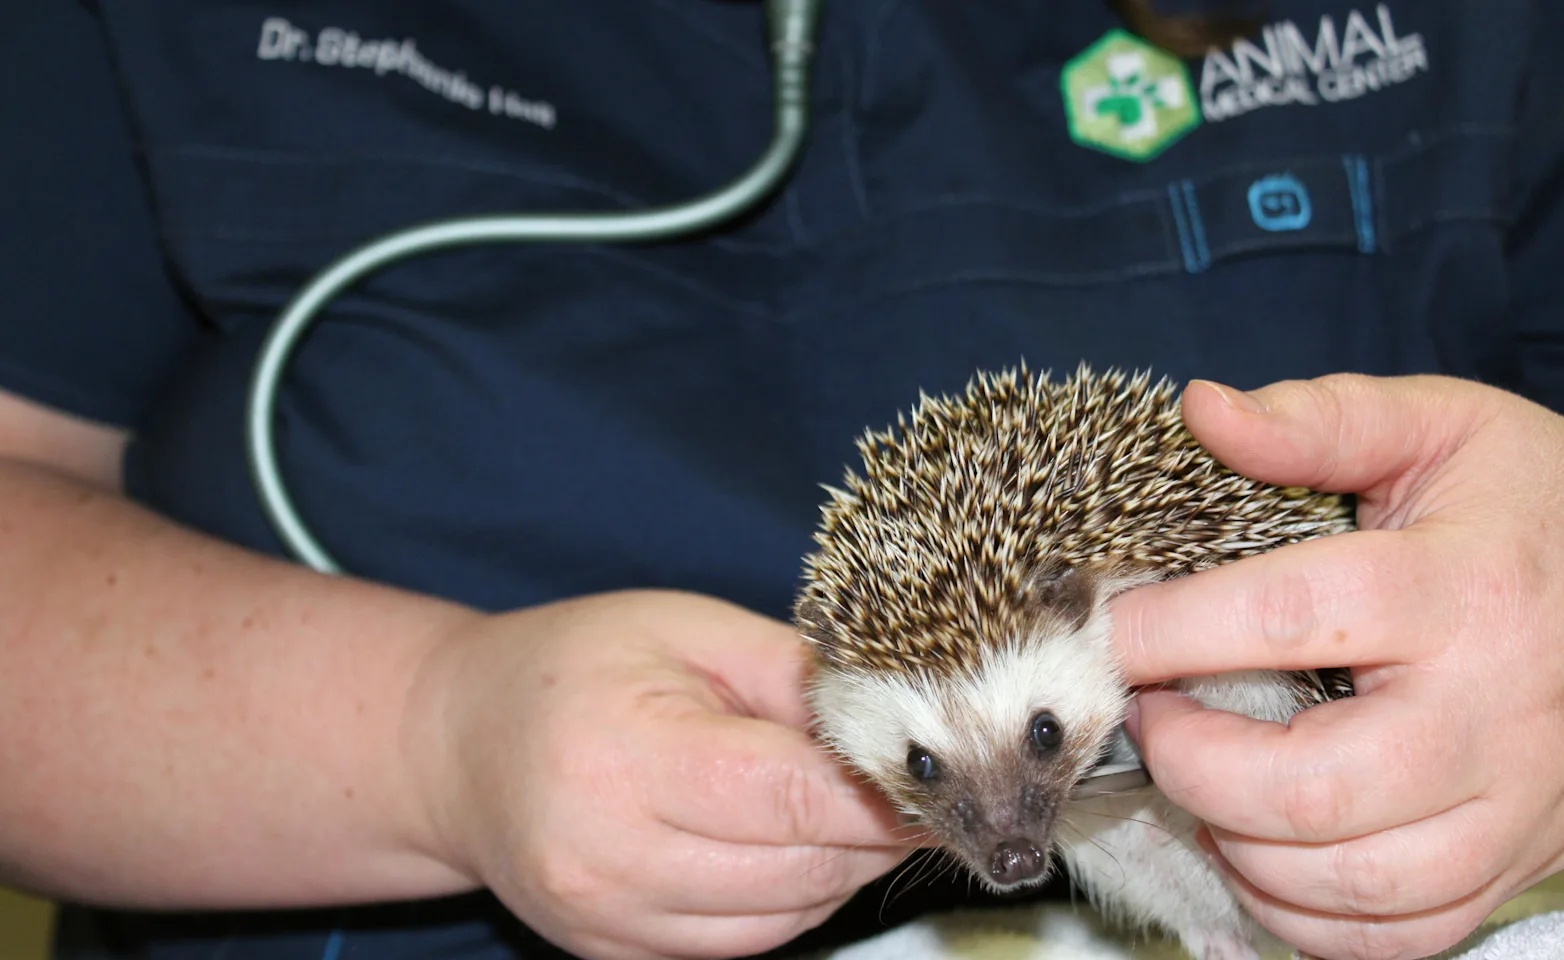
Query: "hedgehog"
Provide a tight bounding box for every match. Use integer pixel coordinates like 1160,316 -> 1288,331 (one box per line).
794,364 -> 1356,960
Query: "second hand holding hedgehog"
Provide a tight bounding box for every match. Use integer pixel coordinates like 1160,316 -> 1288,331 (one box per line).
1110,374 -> 1564,960
795,369 -> 1564,960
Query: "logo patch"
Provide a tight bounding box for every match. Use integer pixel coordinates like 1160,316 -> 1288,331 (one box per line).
1200,5 -> 1426,123
1060,6 -> 1423,160
1061,29 -> 1200,162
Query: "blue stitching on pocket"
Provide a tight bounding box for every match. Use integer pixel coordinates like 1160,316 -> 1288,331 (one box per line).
1180,179 -> 1211,272
1344,154 -> 1377,254
1167,183 -> 1200,274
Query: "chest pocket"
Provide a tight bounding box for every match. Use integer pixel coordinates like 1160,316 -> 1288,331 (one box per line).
807,0 -> 1523,390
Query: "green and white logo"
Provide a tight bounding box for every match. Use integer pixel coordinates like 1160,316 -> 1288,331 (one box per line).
1061,29 -> 1200,162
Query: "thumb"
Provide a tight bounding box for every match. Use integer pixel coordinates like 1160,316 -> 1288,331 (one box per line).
641,592 -> 819,730
1180,373 -> 1495,496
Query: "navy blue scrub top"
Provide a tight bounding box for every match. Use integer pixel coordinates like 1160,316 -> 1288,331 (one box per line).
7,1 -> 1564,958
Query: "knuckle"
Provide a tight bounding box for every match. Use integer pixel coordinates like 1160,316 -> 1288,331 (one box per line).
1278,766 -> 1352,841
1317,903 -> 1491,960
1338,919 -> 1413,960
1312,371 -> 1377,399
1468,539 -> 1548,612
1290,374 -> 1357,482
798,844 -> 860,897
1253,564 -> 1320,650
1308,373 -> 1378,424
773,760 -> 825,842
534,846 -> 599,906
1329,840 -> 1400,916
1342,912 -> 1483,960
1110,596 -> 1159,673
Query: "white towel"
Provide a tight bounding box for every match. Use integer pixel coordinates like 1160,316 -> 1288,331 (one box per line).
1442,911 -> 1564,960
805,904 -> 1564,960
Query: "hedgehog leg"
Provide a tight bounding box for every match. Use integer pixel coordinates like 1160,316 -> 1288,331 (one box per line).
1059,790 -> 1261,960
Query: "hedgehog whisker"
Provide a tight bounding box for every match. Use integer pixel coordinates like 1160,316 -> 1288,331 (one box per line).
878,848 -> 944,921
1066,809 -> 1180,842
887,847 -> 940,897
1143,779 -> 1211,801
875,855 -> 918,919
799,844 -> 878,881
886,822 -> 936,843
925,851 -> 965,892
797,826 -> 933,884
928,853 -> 964,893
1056,823 -> 1128,893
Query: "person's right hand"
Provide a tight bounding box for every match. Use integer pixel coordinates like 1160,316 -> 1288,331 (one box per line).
402,589 -> 919,960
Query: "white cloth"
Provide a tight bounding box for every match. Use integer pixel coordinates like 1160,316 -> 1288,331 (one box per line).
805,904 -> 1564,960
1443,911 -> 1564,960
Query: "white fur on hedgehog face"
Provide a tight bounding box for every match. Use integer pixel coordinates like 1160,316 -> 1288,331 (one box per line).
809,610 -> 1131,891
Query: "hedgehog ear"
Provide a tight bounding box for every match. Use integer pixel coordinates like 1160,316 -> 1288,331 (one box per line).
1023,563 -> 1098,633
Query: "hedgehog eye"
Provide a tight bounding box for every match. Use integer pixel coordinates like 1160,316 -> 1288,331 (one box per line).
906,744 -> 940,782
1030,712 -> 1064,755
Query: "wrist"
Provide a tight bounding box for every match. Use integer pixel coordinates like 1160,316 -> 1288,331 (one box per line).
395,605 -> 499,893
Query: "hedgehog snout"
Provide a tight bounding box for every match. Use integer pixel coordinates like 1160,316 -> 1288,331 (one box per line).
923,777 -> 1068,891
990,839 -> 1048,885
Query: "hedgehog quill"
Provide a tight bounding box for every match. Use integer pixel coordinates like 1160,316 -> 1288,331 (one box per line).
795,365 -> 1355,960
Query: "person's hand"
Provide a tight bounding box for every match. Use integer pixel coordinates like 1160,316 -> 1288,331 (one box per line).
401,589 -> 916,960
1110,374 -> 1564,960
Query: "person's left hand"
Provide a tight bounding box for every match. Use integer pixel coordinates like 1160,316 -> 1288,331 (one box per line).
1109,373 -> 1564,960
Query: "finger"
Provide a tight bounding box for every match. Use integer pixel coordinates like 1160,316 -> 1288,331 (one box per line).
611,900 -> 848,960
1206,798 -> 1508,918
650,712 -> 918,850
606,590 -> 821,729
1134,683 -> 1485,843
635,833 -> 908,915
1179,374 -> 1493,497
678,625 -> 818,731
1199,832 -> 1500,960
1111,527 -> 1449,687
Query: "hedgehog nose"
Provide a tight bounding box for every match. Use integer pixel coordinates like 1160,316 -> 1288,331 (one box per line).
989,839 -> 1046,885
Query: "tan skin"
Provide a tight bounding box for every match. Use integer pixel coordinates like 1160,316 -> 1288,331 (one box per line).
0,388 -> 912,960
1113,375 -> 1564,960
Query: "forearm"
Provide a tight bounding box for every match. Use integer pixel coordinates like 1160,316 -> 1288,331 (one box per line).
0,457 -> 481,909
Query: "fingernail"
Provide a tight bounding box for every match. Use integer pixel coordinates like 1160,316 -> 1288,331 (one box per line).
1194,379 -> 1268,414
1123,697 -> 1142,745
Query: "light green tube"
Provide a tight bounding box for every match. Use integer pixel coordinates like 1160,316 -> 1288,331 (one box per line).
245,0 -> 824,574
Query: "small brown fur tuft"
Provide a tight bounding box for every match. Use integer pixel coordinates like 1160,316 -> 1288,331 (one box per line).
1106,0 -> 1265,59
